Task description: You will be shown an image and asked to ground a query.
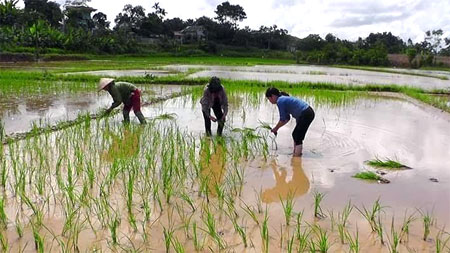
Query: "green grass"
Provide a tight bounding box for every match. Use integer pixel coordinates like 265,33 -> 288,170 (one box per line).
0,55 -> 296,73
366,158 -> 409,170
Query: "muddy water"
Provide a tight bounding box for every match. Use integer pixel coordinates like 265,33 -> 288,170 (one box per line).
163,64 -> 450,91
0,85 -> 184,135
3,91 -> 449,252
143,92 -> 450,225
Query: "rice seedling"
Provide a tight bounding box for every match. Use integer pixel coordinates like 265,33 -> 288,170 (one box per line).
260,207 -> 270,253
313,190 -> 326,219
109,215 -> 121,245
400,211 -> 416,243
214,183 -> 226,212
280,192 -> 295,226
126,169 -> 138,231
192,221 -> 203,251
310,224 -> 331,253
175,202 -> 193,239
297,226 -> 311,252
0,197 -> 7,229
0,232 -> 8,252
375,214 -> 385,245
336,200 -> 354,243
203,205 -> 225,250
15,213 -> 24,238
355,198 -> 384,232
287,233 -> 295,253
418,209 -> 433,241
387,217 -> 400,253
227,212 -> 248,248
255,188 -> 264,214
32,223 -> 45,253
180,191 -> 196,212
345,227 -> 360,253
171,236 -> 185,253
435,227 -> 450,253
241,201 -> 259,226
163,225 -> 175,253
366,157 -> 410,170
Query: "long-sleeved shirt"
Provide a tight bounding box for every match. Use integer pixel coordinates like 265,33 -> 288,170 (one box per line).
107,82 -> 138,109
200,86 -> 228,117
277,96 -> 309,121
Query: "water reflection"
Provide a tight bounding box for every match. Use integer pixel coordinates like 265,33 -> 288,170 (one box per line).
103,127 -> 142,162
262,157 -> 310,203
200,139 -> 226,196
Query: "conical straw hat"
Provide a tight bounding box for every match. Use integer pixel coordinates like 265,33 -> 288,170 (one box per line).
98,78 -> 114,91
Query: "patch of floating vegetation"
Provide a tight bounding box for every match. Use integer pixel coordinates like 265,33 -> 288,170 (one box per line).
366,158 -> 412,170
152,113 -> 178,121
353,171 -> 390,184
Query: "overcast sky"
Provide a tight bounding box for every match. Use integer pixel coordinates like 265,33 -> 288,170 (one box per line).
18,0 -> 450,43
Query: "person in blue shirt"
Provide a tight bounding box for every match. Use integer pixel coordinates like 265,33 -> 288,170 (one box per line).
266,87 -> 315,156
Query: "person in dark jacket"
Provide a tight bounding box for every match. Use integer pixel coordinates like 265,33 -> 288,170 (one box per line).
266,87 -> 315,156
200,77 -> 228,136
98,78 -> 146,124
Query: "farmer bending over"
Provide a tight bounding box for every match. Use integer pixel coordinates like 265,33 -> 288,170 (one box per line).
266,87 -> 315,156
200,77 -> 228,136
98,78 -> 146,124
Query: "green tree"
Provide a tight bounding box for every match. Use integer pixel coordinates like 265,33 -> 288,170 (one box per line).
297,34 -> 325,52
93,12 -> 109,30
24,0 -> 63,27
424,29 -> 444,64
0,0 -> 20,26
406,48 -> 417,67
214,1 -> 246,28
364,32 -> 405,53
114,4 -> 145,33
29,20 -> 46,60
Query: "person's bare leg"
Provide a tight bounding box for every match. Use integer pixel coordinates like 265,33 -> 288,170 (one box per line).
293,144 -> 303,157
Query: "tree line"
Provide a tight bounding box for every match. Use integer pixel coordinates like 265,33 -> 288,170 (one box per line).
1,0 -> 449,67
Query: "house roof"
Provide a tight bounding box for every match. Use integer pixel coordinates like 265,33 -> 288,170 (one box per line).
181,26 -> 205,33
65,5 -> 97,12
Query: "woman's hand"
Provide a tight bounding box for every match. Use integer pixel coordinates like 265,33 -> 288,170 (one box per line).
210,116 -> 217,122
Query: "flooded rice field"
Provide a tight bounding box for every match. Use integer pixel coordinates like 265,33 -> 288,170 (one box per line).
1,89 -> 448,252
66,69 -> 174,78
62,64 -> 450,91
164,64 -> 450,91
0,85 -> 184,135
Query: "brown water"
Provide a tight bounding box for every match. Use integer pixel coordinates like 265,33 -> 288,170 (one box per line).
0,85 -> 184,135
2,92 -> 449,252
145,93 -> 450,224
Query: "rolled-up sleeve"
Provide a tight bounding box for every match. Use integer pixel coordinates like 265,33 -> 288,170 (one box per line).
200,89 -> 211,117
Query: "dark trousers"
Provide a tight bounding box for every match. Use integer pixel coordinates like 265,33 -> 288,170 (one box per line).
202,100 -> 224,136
292,106 -> 315,145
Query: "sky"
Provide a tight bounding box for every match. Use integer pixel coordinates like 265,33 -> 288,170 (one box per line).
17,0 -> 450,43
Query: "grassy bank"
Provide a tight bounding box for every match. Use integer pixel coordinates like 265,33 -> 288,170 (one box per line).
333,65 -> 450,80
